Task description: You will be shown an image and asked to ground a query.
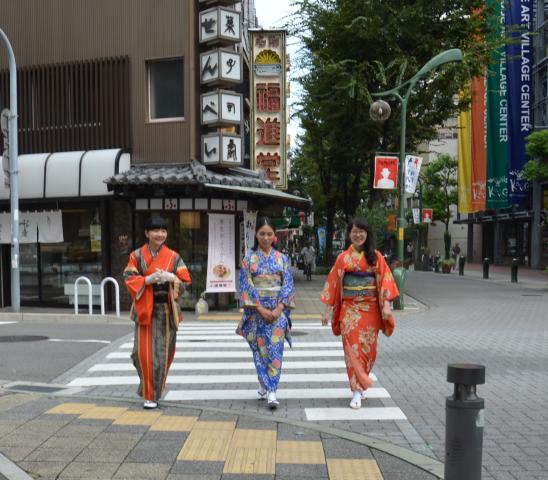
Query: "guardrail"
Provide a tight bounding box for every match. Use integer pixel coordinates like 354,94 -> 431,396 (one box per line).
73,276 -> 120,316
74,276 -> 93,315
100,277 -> 120,317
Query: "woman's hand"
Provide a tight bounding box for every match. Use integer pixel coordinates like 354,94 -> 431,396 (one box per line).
322,305 -> 332,326
271,304 -> 284,320
381,301 -> 392,320
257,305 -> 274,322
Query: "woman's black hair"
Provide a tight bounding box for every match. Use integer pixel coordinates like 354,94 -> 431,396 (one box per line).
145,215 -> 168,232
347,217 -> 376,265
252,216 -> 276,251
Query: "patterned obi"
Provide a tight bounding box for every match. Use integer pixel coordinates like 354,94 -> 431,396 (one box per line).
253,274 -> 282,298
152,283 -> 169,303
342,271 -> 377,299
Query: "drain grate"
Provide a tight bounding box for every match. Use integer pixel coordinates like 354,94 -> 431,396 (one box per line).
6,384 -> 66,393
0,335 -> 49,343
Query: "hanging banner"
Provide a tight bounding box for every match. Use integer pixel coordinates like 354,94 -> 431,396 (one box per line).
470,76 -> 487,211
317,227 -> 326,255
90,224 -> 102,252
19,212 -> 39,244
422,209 -> 433,223
404,155 -> 422,194
458,107 -> 473,213
373,155 -> 398,189
206,213 -> 236,293
0,212 -> 10,243
486,0 -> 509,209
243,210 -> 257,255
38,210 -> 64,243
412,208 -> 421,225
505,0 -> 532,204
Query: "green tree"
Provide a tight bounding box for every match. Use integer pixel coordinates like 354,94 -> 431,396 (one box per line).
524,130 -> 548,182
289,0 -> 496,262
422,154 -> 458,259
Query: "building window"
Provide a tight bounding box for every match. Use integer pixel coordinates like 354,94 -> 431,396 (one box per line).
148,58 -> 184,121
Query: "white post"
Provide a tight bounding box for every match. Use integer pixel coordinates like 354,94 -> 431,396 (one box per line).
74,276 -> 92,315
100,277 -> 120,317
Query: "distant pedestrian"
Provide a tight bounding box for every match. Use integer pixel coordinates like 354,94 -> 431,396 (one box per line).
236,217 -> 295,409
406,241 -> 413,261
124,216 -> 191,409
320,217 -> 399,409
451,243 -> 461,270
301,242 -> 316,280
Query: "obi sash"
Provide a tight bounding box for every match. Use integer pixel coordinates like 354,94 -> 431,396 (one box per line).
342,271 -> 377,298
253,274 -> 282,298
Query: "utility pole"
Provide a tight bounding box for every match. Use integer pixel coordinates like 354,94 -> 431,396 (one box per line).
0,28 -> 20,311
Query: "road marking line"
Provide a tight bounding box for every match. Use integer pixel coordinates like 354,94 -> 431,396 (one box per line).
106,350 -> 344,359
119,341 -> 342,349
164,387 -> 388,401
48,339 -> 111,344
305,407 -> 406,421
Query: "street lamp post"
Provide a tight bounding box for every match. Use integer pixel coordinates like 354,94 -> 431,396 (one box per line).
371,48 -> 463,309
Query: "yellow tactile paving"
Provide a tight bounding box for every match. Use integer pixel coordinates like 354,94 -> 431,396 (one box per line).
327,459 -> 384,480
112,410 -> 163,425
192,420 -> 236,431
178,428 -> 234,461
78,406 -> 128,420
149,415 -> 198,431
276,440 -> 326,464
223,429 -> 277,474
46,402 -> 97,415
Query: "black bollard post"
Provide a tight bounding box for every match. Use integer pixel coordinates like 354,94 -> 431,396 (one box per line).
434,255 -> 440,273
445,364 -> 485,480
511,258 -> 519,283
458,256 -> 465,276
482,258 -> 490,279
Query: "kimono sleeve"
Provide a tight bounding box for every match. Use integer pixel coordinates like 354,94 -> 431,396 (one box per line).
239,255 -> 260,308
172,254 -> 192,301
123,251 -> 146,301
320,255 -> 343,306
376,252 -> 399,302
278,254 -> 295,309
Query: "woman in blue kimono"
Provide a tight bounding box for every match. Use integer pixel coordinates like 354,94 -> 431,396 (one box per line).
236,216 -> 295,409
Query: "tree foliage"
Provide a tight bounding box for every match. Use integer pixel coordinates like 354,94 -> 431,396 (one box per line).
422,153 -> 458,258
289,0 -> 496,262
523,130 -> 548,182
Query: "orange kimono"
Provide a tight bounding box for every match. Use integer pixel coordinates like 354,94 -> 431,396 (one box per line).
320,246 -> 399,392
124,244 -> 191,401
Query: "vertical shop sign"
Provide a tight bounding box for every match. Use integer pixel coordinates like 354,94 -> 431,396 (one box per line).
206,214 -> 236,292
90,224 -> 102,252
250,30 -> 287,189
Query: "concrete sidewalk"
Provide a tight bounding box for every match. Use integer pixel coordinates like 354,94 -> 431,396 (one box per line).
0,390 -> 441,480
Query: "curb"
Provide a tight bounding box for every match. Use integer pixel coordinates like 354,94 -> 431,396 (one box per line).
0,389 -> 444,479
0,452 -> 33,480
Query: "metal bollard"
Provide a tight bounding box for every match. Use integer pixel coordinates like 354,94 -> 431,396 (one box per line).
434,255 -> 441,273
445,363 -> 485,480
511,258 -> 519,283
458,256 -> 465,276
482,257 -> 490,279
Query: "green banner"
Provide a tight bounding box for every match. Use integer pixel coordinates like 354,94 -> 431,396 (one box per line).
486,0 -> 509,209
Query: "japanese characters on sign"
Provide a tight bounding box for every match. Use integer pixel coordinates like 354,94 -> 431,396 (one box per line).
250,30 -> 287,189
201,133 -> 242,166
199,7 -> 241,44
404,155 -> 422,194
201,89 -> 242,125
200,49 -> 242,85
373,155 -> 399,190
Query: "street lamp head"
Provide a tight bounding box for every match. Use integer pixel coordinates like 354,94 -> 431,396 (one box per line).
369,100 -> 391,122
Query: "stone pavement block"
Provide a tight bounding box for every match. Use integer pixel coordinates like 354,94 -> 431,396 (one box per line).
74,447 -> 133,463
40,435 -> 93,450
0,445 -> 36,462
86,432 -> 143,450
322,438 -> 374,459
235,417 -> 277,430
25,447 -> 83,463
275,463 -> 328,478
275,423 -> 321,441
0,393 -> 40,413
142,430 -> 189,442
55,423 -> 107,438
0,421 -> 20,438
19,460 -> 68,478
59,461 -> 121,479
103,423 -> 151,434
113,462 -> 171,479
0,432 -> 50,448
171,461 -> 224,475
220,475 -> 274,480
126,440 -> 183,464
166,475 -> 221,480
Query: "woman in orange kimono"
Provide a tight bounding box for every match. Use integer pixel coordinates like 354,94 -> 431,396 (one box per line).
320,218 -> 399,409
124,216 -> 191,409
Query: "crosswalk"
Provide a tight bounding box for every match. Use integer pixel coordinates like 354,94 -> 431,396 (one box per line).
66,322 -> 406,422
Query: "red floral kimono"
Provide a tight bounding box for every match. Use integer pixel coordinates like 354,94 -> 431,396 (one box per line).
320,246 -> 399,392
124,244 -> 191,401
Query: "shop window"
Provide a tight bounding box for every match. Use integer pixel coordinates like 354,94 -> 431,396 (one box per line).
147,58 -> 184,121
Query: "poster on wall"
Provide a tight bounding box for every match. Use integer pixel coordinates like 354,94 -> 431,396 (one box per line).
250,30 -> 287,189
422,208 -> 433,223
90,224 -> 102,252
206,213 -> 236,293
373,155 -> 398,189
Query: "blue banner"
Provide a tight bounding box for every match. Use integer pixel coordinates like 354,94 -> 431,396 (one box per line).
317,227 -> 326,255
505,0 -> 532,204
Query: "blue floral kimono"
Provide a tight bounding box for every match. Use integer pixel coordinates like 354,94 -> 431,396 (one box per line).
236,248 -> 295,393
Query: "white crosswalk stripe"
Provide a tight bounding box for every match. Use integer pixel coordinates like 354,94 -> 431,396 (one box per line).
65,322 -> 404,422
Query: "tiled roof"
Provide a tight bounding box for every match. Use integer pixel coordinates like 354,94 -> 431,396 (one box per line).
106,159 -> 274,189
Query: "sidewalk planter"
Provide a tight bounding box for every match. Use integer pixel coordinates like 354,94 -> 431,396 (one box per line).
439,258 -> 455,274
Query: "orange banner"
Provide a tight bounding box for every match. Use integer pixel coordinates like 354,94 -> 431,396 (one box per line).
470,76 -> 487,211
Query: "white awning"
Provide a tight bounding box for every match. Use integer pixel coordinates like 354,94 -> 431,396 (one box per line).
0,149 -> 130,200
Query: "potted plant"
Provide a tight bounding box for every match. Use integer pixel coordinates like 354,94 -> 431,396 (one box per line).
439,257 -> 455,273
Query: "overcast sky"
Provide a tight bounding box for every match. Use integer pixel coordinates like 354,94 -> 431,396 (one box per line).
254,0 -> 302,144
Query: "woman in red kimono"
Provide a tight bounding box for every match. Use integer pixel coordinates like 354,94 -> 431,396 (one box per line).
320,218 -> 399,409
124,216 -> 191,409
